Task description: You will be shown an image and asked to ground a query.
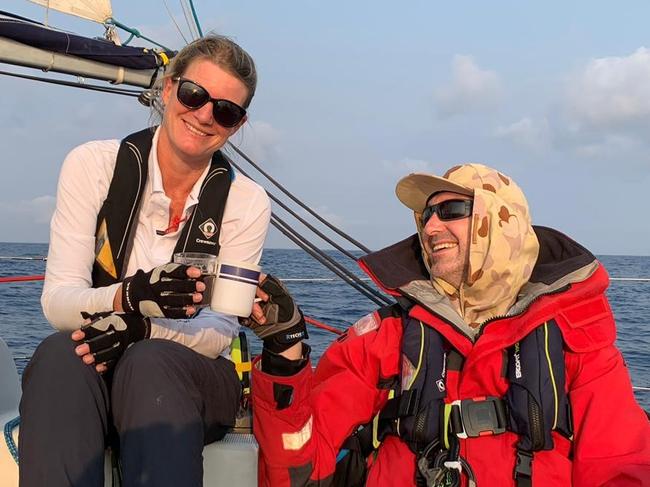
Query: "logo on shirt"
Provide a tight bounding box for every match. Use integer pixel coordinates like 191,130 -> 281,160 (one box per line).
199,218 -> 217,239
513,342 -> 522,379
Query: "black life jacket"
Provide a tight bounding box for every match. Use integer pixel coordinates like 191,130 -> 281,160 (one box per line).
91,128 -> 233,287
340,304 -> 573,487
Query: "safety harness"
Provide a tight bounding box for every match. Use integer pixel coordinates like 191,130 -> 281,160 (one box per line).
91,127 -> 234,287
340,304 -> 573,487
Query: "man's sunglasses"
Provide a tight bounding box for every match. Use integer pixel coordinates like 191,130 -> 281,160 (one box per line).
174,77 -> 247,128
421,199 -> 473,226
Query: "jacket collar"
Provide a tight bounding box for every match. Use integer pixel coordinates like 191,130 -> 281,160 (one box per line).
359,225 -> 603,342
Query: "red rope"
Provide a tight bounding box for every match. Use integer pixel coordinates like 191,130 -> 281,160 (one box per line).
0,275 -> 45,283
304,316 -> 343,335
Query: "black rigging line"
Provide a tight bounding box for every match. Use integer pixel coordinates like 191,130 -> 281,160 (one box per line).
227,155 -> 391,305
0,69 -> 142,97
228,142 -> 372,254
272,213 -> 391,305
225,155 -> 358,261
271,215 -> 389,307
0,61 -> 386,302
0,10 -> 45,25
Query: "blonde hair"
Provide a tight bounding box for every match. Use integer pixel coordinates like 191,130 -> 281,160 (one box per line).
151,35 -> 257,119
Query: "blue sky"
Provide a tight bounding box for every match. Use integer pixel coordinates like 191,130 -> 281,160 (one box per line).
1,1 -> 649,255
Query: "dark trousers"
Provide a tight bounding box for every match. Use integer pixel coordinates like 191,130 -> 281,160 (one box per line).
18,332 -> 241,487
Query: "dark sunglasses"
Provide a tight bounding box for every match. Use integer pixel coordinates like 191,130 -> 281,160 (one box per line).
421,199 -> 473,226
174,77 -> 247,128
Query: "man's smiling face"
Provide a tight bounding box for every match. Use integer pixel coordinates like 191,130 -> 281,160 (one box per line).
421,191 -> 473,288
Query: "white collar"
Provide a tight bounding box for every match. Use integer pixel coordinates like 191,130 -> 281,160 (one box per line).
149,127 -> 210,209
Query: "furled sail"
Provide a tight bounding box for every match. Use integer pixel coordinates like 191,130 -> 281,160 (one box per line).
27,0 -> 112,24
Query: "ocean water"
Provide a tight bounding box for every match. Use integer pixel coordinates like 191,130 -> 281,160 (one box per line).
0,243 -> 648,410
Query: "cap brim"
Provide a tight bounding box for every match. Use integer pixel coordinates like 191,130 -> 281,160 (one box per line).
395,173 -> 473,212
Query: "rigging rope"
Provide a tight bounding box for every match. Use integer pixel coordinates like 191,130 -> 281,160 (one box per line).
224,155 -> 389,303
161,0 -> 189,44
225,155 -> 359,262
106,18 -> 172,51
0,275 -> 44,283
179,0 -> 199,40
304,316 -> 343,335
0,9 -> 45,25
228,143 -> 371,254
0,69 -> 141,96
270,215 -> 390,306
187,0 -> 204,37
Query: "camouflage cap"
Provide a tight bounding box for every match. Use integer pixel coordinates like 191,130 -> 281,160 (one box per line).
396,163 -> 514,212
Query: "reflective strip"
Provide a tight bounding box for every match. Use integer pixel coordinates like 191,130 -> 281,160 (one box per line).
282,416 -> 313,451
543,322 -> 559,429
235,361 -> 252,373
397,321 -> 425,435
406,321 -> 426,390
351,312 -> 379,336
443,403 -> 453,450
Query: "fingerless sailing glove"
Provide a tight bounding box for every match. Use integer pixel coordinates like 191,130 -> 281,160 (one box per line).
121,263 -> 198,318
81,312 -> 150,367
246,275 -> 308,353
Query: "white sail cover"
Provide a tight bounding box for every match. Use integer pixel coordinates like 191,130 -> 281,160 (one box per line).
28,0 -> 113,23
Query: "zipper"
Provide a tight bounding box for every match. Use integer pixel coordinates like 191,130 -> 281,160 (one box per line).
528,395 -> 545,450
413,411 -> 429,449
475,284 -> 572,340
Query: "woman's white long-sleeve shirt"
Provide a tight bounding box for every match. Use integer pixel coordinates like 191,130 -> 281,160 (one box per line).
41,128 -> 271,358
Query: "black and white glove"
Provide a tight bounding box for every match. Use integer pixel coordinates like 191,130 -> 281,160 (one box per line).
121,263 -> 198,318
81,312 -> 150,367
244,275 -> 308,353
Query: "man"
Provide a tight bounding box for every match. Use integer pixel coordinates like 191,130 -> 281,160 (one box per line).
248,164 -> 650,486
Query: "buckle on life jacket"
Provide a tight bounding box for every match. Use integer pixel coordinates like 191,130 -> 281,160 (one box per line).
449,396 -> 507,439
514,449 -> 533,486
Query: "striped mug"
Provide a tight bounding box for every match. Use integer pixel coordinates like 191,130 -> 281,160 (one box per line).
210,259 -> 262,317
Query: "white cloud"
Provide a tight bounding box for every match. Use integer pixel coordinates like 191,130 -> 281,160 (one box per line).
0,196 -> 56,225
566,47 -> 650,130
494,117 -> 550,150
0,196 -> 55,242
230,120 -> 282,166
381,158 -> 435,174
434,55 -> 502,118
495,47 -> 650,161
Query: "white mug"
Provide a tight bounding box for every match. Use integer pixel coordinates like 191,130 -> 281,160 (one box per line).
210,259 -> 262,317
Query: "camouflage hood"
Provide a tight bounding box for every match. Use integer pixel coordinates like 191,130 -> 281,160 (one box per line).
397,164 -> 540,329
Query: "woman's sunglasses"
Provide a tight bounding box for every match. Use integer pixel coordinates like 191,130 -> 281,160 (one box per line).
421,199 -> 473,226
173,77 -> 247,128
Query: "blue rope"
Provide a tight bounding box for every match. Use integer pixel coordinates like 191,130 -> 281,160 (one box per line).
188,0 -> 204,37
4,416 -> 20,464
106,18 -> 172,51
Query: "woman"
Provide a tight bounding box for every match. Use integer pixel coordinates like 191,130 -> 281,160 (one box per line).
19,35 -> 270,487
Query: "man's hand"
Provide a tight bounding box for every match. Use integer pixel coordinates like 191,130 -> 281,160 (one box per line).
242,274 -> 308,353
121,263 -> 204,318
72,313 -> 150,373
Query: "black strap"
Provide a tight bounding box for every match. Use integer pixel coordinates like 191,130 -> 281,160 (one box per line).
514,449 -> 533,487
93,128 -> 153,286
92,128 -> 233,288
378,389 -> 419,420
173,150 -> 232,255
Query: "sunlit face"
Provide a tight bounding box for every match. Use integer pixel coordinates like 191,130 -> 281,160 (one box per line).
160,58 -> 249,166
421,191 -> 472,288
